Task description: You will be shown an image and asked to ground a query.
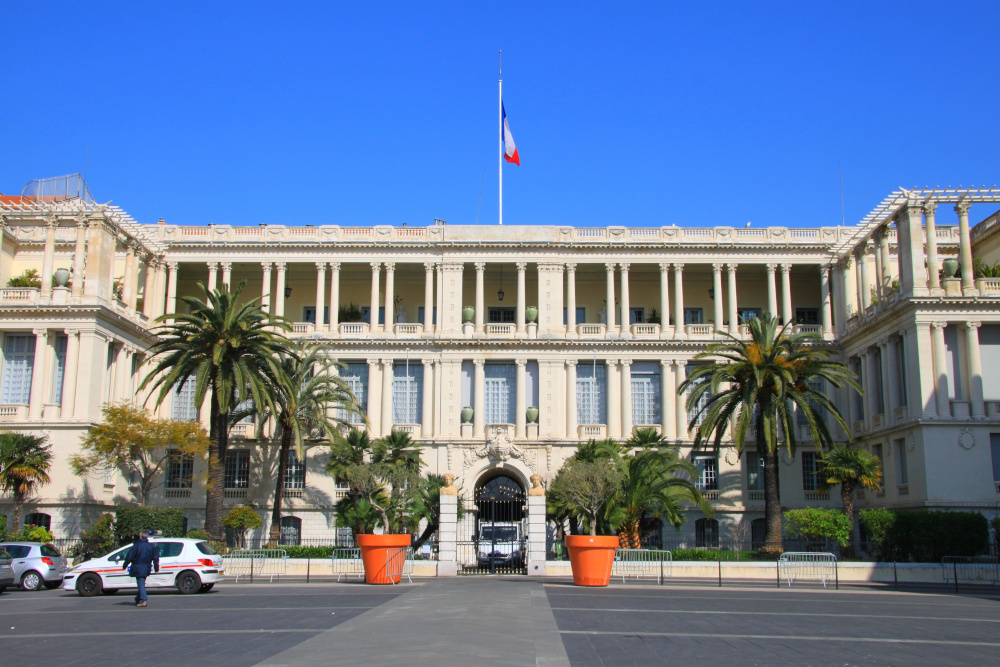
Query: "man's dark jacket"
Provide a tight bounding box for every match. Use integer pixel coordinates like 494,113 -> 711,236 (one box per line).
123,537 -> 160,578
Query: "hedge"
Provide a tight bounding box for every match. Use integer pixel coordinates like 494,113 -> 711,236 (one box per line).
115,507 -> 184,543
881,510 -> 988,562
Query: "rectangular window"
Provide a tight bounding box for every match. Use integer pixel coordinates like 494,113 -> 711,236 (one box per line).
795,308 -> 820,325
576,361 -> 607,425
738,308 -> 762,323
629,307 -> 645,325
417,307 -> 437,326
853,358 -> 865,419
746,452 -> 764,491
484,363 -> 515,424
225,450 -> 250,489
801,451 -> 819,492
563,307 -> 585,325
51,335 -> 68,404
686,367 -> 711,427
684,308 -> 703,325
360,306 -> 385,325
873,347 -> 885,415
488,307 -> 516,323
872,444 -> 885,496
303,307 -> 330,325
631,372 -> 660,426
991,434 -> 1000,483
392,363 -> 423,424
171,378 -> 198,422
285,450 -> 306,490
894,438 -> 908,485
796,380 -> 823,427
896,337 -> 908,407
1,334 -> 36,404
339,363 -> 368,424
693,456 -> 718,491
165,450 -> 194,489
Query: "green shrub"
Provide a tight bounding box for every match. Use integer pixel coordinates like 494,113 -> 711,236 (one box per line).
991,517 -> 1000,555
115,507 -> 184,543
670,549 -> 775,562
338,302 -> 364,323
883,510 -> 988,562
185,529 -> 211,541
282,546 -> 336,559
784,507 -> 852,548
859,508 -> 896,560
6,269 -> 41,288
222,506 -> 262,548
0,514 -> 6,541
75,513 -> 116,558
11,524 -> 54,543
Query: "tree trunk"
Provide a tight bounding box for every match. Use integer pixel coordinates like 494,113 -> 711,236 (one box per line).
840,480 -> 856,557
11,491 -> 24,534
204,393 -> 228,541
568,515 -> 579,536
761,445 -> 783,557
412,520 -> 437,550
268,425 -> 292,547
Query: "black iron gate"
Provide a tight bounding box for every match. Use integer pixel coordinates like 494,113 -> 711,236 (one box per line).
458,474 -> 527,575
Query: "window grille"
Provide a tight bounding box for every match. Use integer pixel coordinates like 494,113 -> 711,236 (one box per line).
801,451 -> 819,492
392,363 -> 423,424
279,516 -> 302,546
483,363 -> 515,424
631,373 -> 660,425
694,456 -> 718,491
795,308 -> 820,325
576,362 -> 607,425
695,518 -> 719,548
1,335 -> 35,404
165,450 -> 194,489
285,450 -> 306,489
24,512 -> 51,530
488,307 -> 516,323
51,335 -> 67,404
171,378 -> 198,422
339,363 -> 368,424
225,450 -> 250,489
683,308 -> 703,324
738,308 -> 761,323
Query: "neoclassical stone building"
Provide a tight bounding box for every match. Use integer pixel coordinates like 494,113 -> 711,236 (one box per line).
2,176 -> 999,548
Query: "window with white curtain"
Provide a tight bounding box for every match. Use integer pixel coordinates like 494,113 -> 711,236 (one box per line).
51,335 -> 68,404
285,450 -> 306,489
686,366 -> 711,427
483,363 -> 515,424
693,456 -> 718,491
576,361 -> 607,425
1,335 -> 35,404
171,378 -> 198,422
631,370 -> 660,426
393,363 -> 423,424
746,452 -> 764,491
339,363 -> 368,424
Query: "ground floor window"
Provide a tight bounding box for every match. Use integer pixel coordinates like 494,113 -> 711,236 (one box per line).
279,516 -> 302,546
225,450 -> 250,489
695,518 -> 719,548
166,450 -> 194,489
24,512 -> 51,530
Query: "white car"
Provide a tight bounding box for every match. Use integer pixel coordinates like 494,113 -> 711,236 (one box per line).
63,537 -> 224,597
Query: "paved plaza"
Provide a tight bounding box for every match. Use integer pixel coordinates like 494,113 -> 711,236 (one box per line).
1,578 -> 999,666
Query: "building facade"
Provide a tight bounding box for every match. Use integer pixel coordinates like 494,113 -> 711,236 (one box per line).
2,178 -> 999,548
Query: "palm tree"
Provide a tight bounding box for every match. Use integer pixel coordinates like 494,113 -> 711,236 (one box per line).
680,314 -> 859,556
411,474 -> 465,551
0,432 -> 53,534
819,443 -> 883,547
139,281 -> 291,540
264,344 -> 365,546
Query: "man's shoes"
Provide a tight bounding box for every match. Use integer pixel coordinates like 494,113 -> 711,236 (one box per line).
136,601 -> 147,607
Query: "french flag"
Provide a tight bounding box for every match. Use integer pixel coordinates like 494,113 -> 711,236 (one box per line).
502,102 -> 520,166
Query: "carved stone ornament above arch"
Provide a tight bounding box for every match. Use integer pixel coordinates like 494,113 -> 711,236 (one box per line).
724,447 -> 739,466
461,424 -> 538,474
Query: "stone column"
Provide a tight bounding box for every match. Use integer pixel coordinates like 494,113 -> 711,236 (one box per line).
877,225 -> 892,292
833,262 -> 847,334
473,359 -> 486,438
674,360 -> 687,439
28,328 -> 48,420
421,359 -> 434,437
154,261 -> 166,318
872,232 -> 884,303
381,358 -> 394,434
565,360 -> 577,438
780,263 -> 792,325
423,262 -> 435,334
844,257 -> 858,319
432,360 -> 443,437
142,258 -> 156,318
859,248 -> 873,310
712,263 -> 724,331
658,263 -> 670,338
931,322 -> 950,418
61,328 -> 80,416
367,360 -> 381,437
820,265 -> 833,338
766,263 -> 778,318
383,262 -> 395,337
516,262 -> 527,334
166,261 -> 179,318
660,360 -> 675,440
438,494 -> 458,575
273,262 -> 287,319
619,263 -> 631,338
73,332 -> 97,420
924,203 -> 940,291
620,359 -> 632,436
369,262 -> 381,333
965,322 -> 985,418
885,337 -> 900,424
314,262 -> 326,330
72,219 -> 86,297
879,339 -> 892,419
727,263 -> 738,335
221,261 -> 232,289
566,263 -> 578,337
526,491 -> 546,575
207,262 -> 219,292
125,243 -> 139,308
956,201 -> 976,295
606,360 -> 620,439
673,264 -> 685,339
436,264 -> 444,334
329,262 -> 340,336
515,358 -> 527,438
474,262 -> 486,334
40,218 -> 57,299
604,262 -> 616,336
260,262 -> 272,313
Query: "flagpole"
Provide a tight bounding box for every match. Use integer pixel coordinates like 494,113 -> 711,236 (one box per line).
498,49 -> 503,226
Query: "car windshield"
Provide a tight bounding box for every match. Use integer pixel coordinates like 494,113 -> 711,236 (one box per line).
1,545 -> 30,558
40,544 -> 61,558
196,542 -> 219,556
480,527 -> 518,542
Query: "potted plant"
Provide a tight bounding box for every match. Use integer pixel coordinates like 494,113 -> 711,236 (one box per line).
461,406 -> 474,424
526,406 -> 539,423
462,306 -> 475,323
525,306 -> 539,323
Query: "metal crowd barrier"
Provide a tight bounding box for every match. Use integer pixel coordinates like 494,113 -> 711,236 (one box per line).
331,548 -> 365,582
778,552 -> 837,588
385,546 -> 415,585
942,556 -> 1000,586
613,548 -> 672,584
223,549 -> 288,583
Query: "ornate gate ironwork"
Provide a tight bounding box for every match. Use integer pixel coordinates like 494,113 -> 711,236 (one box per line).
457,474 -> 527,575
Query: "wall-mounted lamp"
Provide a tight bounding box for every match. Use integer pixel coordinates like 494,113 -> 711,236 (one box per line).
284,287 -> 292,298
497,265 -> 505,301
708,288 -> 715,299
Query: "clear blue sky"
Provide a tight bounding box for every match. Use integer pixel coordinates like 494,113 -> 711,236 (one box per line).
2,1 -> 997,229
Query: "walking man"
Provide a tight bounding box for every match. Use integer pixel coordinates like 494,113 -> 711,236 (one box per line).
123,530 -> 159,607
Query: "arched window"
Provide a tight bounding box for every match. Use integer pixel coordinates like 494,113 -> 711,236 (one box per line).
279,516 -> 302,546
24,512 -> 51,531
695,518 -> 719,548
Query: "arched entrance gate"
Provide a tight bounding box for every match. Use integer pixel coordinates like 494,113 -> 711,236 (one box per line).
457,473 -> 528,574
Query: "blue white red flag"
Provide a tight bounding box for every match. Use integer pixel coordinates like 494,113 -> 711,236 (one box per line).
501,102 -> 519,166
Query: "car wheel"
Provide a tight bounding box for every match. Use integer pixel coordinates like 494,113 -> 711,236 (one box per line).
176,570 -> 201,595
198,583 -> 215,593
43,581 -> 61,590
101,588 -> 119,595
76,573 -> 103,597
20,570 -> 43,591
0,587 -> 5,595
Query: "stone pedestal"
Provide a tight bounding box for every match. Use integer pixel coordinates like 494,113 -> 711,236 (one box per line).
438,494 -> 457,576
526,495 -> 547,576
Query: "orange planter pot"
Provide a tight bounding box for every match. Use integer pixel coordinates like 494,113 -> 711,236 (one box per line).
357,534 -> 412,584
566,535 -> 619,587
